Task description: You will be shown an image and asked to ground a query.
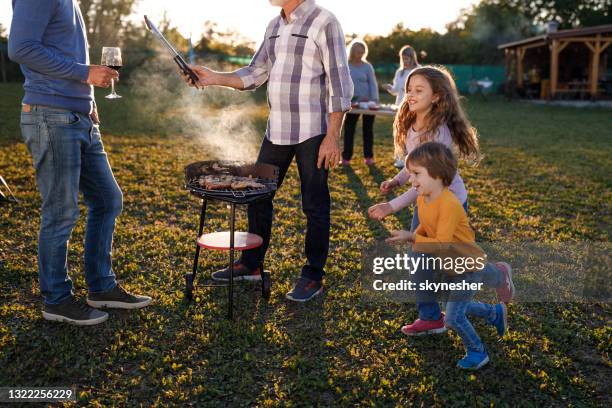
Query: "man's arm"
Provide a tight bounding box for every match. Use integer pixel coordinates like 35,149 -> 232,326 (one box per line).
316,111 -> 344,169
186,32 -> 270,91
186,66 -> 247,90
316,19 -> 354,169
8,0 -> 117,87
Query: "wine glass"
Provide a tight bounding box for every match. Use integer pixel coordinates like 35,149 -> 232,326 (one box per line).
101,47 -> 122,99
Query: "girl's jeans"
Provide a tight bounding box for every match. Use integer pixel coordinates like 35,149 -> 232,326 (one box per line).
21,105 -> 122,305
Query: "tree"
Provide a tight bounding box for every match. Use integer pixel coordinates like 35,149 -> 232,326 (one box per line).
445,1 -> 538,64
195,21 -> 255,57
495,0 -> 612,28
78,0 -> 139,61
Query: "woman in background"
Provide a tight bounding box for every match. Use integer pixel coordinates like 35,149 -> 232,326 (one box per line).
384,45 -> 420,168
343,40 -> 379,166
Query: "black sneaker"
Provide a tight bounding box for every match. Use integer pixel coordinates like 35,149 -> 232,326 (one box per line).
285,277 -> 324,302
43,296 -> 108,326
211,263 -> 262,282
87,284 -> 152,309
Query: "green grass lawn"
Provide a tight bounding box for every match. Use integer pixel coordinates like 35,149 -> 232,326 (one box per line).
0,81 -> 610,406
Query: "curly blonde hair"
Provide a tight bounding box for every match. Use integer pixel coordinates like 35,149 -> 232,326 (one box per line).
393,65 -> 480,163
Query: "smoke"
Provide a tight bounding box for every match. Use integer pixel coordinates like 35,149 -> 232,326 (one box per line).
128,51 -> 262,162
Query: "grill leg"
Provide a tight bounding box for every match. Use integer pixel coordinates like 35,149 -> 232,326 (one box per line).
185,198 -> 207,301
228,203 -> 236,319
261,261 -> 271,300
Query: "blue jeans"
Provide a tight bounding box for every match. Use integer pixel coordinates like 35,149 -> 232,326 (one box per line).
444,270 -> 503,352
21,105 -> 122,304
412,258 -> 503,351
412,254 -> 503,319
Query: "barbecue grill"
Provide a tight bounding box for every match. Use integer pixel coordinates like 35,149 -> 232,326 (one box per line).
184,161 -> 279,319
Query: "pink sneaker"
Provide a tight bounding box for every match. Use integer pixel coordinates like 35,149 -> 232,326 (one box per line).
495,262 -> 515,303
401,313 -> 447,336
364,157 -> 375,166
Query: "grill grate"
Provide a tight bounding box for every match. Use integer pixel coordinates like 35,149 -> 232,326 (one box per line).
184,161 -> 279,203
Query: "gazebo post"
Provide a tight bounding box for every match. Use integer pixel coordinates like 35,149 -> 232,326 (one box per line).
516,47 -> 525,89
589,34 -> 601,98
550,40 -> 559,98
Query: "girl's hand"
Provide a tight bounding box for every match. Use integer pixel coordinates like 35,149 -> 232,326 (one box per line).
380,179 -> 398,194
368,202 -> 393,220
386,230 -> 414,243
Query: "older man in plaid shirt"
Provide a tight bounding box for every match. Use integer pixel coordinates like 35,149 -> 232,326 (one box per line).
186,0 -> 353,301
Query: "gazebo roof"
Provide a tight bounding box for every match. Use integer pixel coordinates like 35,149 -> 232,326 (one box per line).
498,24 -> 612,50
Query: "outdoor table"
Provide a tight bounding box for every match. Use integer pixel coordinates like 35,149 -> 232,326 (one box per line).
348,107 -> 397,117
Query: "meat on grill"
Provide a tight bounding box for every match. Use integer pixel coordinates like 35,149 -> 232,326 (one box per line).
198,174 -> 265,190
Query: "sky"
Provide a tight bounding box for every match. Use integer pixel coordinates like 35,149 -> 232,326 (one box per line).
1,0 -> 479,43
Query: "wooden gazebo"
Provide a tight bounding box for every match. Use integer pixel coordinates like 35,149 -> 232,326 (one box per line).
499,24 -> 612,99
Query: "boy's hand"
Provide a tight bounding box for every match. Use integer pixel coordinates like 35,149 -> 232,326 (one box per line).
368,202 -> 393,220
386,230 -> 414,243
380,179 -> 398,194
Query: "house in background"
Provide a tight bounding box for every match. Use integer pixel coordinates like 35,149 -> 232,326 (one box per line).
499,24 -> 612,100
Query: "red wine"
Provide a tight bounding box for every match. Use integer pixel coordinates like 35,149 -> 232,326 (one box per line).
106,65 -> 122,71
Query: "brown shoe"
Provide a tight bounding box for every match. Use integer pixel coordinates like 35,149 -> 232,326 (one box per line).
87,284 -> 152,309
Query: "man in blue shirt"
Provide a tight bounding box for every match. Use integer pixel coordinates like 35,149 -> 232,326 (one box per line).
9,0 -> 151,325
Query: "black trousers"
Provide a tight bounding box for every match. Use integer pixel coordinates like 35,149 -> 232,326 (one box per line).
240,134 -> 330,281
342,113 -> 375,160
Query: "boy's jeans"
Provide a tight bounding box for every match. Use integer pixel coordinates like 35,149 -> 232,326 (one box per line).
444,271 -> 502,352
21,105 -> 122,305
412,257 -> 504,352
412,254 -> 503,321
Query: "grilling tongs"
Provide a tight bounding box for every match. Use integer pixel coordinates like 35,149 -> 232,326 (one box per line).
144,15 -> 200,88
0,176 -> 18,203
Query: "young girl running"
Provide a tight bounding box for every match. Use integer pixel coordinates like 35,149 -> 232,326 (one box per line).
386,142 -> 514,370
368,65 -> 479,233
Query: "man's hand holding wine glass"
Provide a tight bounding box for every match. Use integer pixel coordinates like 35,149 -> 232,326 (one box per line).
86,65 -> 119,88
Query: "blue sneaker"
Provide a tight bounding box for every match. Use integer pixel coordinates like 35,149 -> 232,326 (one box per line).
457,349 -> 490,370
492,303 -> 508,337
285,277 -> 324,302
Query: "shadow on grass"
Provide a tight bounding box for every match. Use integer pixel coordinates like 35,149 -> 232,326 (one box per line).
342,165 -> 390,239
167,277 -> 332,405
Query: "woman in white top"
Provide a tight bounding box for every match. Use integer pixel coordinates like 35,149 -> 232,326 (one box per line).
384,45 -> 420,105
384,45 -> 420,168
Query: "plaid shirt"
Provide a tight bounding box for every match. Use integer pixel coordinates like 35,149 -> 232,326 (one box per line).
236,0 -> 353,145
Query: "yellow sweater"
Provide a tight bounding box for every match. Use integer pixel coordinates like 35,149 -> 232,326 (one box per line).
413,188 -> 485,272
414,188 -> 474,244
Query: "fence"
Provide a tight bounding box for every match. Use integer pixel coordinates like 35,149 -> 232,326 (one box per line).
373,63 -> 506,94
1,42 -> 506,95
